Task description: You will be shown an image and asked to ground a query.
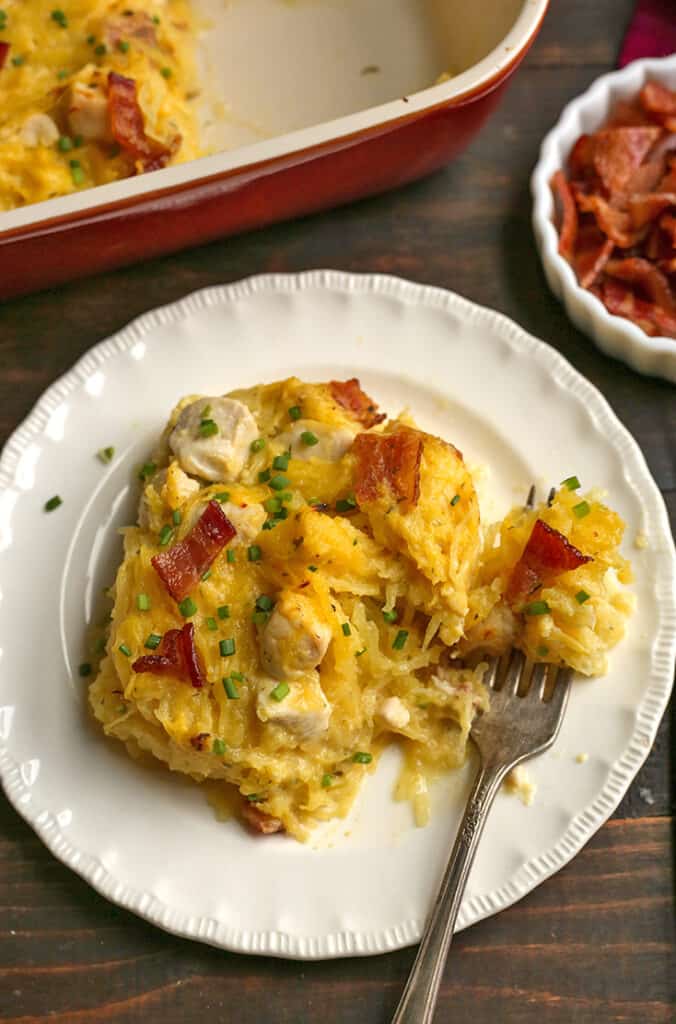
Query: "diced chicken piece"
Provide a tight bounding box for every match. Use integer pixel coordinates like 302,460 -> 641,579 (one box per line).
256,672 -> 331,741
240,801 -> 283,835
20,114 -> 59,148
260,591 -> 332,680
378,696 -> 410,731
102,12 -> 158,49
67,81 -> 113,143
161,461 -> 200,510
221,502 -> 265,546
275,420 -> 357,463
169,397 -> 258,482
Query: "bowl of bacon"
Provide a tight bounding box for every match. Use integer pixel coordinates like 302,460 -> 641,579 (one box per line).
532,55 -> 676,383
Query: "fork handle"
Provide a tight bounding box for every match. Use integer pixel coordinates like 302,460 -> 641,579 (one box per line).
391,761 -> 508,1024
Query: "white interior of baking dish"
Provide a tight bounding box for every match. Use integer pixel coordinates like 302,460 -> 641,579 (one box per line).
1,0 -> 543,235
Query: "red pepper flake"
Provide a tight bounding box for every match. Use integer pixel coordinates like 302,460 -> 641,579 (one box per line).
132,622 -> 206,688
329,378 -> 386,428
353,428 -> 423,506
506,519 -> 592,606
152,500 -> 236,602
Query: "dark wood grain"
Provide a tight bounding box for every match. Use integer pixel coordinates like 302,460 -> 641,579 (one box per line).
0,0 -> 674,1021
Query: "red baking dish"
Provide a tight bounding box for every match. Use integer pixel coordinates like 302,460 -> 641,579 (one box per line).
0,0 -> 548,299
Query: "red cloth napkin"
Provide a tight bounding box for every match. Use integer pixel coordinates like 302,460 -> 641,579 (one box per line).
619,0 -> 676,66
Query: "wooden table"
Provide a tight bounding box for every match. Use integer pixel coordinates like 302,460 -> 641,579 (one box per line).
1,1 -> 674,1021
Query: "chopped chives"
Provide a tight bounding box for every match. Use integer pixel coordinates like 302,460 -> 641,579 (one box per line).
116,704 -> 127,715
248,545 -> 262,562
94,43 -> 106,56
523,600 -> 551,616
352,751 -> 372,764
138,462 -> 157,481
144,633 -> 162,650
272,453 -> 290,471
246,793 -> 265,803
158,524 -> 174,546
300,431 -> 319,447
70,160 -> 85,186
270,682 -> 290,702
199,418 -> 218,438
230,671 -> 245,682
269,474 -> 290,491
201,568 -> 211,581
382,609 -> 398,624
575,590 -> 591,604
160,66 -> 172,78
78,663 -> 92,677
206,617 -> 217,631
172,509 -> 182,525
178,597 -> 197,617
392,629 -> 408,650
212,738 -> 227,755
562,475 -> 581,491
250,438 -> 266,453
279,491 -> 293,504
252,610 -> 269,625
217,605 -> 230,619
44,495 -> 62,512
11,55 -> 25,66
258,469 -> 271,483
256,595 -> 274,611
307,565 -> 318,572
226,549 -> 236,564
118,643 -> 132,657
57,69 -> 69,79
288,405 -> 302,421
214,491 -> 231,502
222,676 -> 240,700
51,9 -> 68,27
336,495 -> 357,513
450,494 -> 460,507
321,773 -> 333,788
341,622 -> 351,637
136,593 -> 150,611
201,404 -> 212,418
264,496 -> 282,515
73,135 -> 83,148
536,645 -> 549,657
117,39 -> 130,52
573,500 -> 591,518
152,14 -> 160,24
97,445 -> 115,464
86,33 -> 95,44
219,638 -> 236,656
355,647 -> 367,657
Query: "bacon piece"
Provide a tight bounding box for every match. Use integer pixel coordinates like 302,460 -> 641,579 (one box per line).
329,378 -> 386,428
607,98 -> 654,129
573,224 -> 615,288
506,519 -> 592,606
152,500 -> 236,602
568,134 -> 596,178
132,622 -> 206,688
352,429 -> 423,506
0,42 -> 9,70
575,192 -> 648,248
592,127 -> 662,196
241,801 -> 284,835
107,71 -> 176,172
605,257 -> 675,313
640,81 -> 676,119
602,278 -> 676,338
628,191 -> 676,229
659,211 -> 676,245
551,170 -> 578,259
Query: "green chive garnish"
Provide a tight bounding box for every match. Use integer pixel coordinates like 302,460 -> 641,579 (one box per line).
258,469 -> 271,483
78,663 -> 92,677
248,545 -> 262,562
179,597 -> 197,617
51,9 -> 68,27
138,462 -> 157,481
573,501 -> 591,518
536,645 -> 549,657
355,647 -> 367,657
201,568 -> 211,581
250,438 -> 266,453
336,495 -> 357,513
160,66 -> 172,78
223,676 -> 239,699
172,509 -> 182,525
308,565 -> 318,573
393,629 -> 408,650
152,15 -> 160,24
252,610 -> 269,625
300,431 -> 319,447
11,55 -> 25,66
217,605 -> 230,619
279,491 -> 293,504
231,671 -> 245,682
136,593 -> 150,611
341,623 -> 351,636
352,751 -> 372,764
270,682 -> 290,702
450,494 -> 460,507
256,595 -> 274,611
214,491 -> 230,502
220,638 -> 235,656
269,474 -> 289,491
97,446 -> 115,464
118,643 -> 132,657
94,43 -> 106,56
382,609 -> 398,624
288,405 -> 301,421
44,495 -> 62,512
321,773 -> 333,788
226,550 -> 236,564
158,524 -> 174,546
144,633 -> 162,650
575,590 -> 590,604
206,617 -> 217,631
70,161 -> 85,186
212,738 -> 227,756
86,33 -> 95,44
272,453 -> 290,471
562,476 -> 581,491
264,496 -> 282,515
523,600 -> 551,616
117,39 -> 130,53
57,69 -> 69,79
199,418 -> 218,438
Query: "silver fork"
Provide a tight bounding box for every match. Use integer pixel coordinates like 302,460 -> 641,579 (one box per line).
391,651 -> 572,1024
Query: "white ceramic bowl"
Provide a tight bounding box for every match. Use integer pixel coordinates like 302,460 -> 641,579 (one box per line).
531,55 -> 676,384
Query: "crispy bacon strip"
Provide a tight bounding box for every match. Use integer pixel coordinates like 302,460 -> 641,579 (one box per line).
575,192 -> 649,248
640,81 -> 676,119
352,429 -> 423,506
241,801 -> 283,835
132,622 -> 206,688
152,500 -> 236,602
592,127 -> 661,196
107,71 -> 176,171
574,226 -> 614,289
605,257 -> 675,313
628,191 -> 676,229
329,378 -> 386,428
0,42 -> 9,70
551,170 -> 578,259
506,519 -> 592,606
603,278 -> 676,338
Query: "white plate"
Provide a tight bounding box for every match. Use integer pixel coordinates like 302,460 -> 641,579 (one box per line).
0,271 -> 674,960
